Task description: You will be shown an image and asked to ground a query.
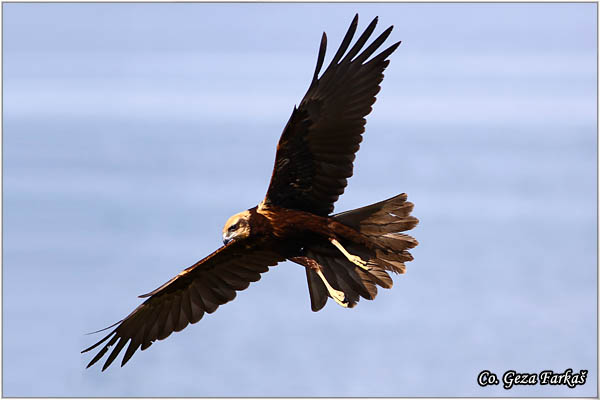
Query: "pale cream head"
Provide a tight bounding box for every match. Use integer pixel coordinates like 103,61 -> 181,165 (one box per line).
222,210 -> 251,245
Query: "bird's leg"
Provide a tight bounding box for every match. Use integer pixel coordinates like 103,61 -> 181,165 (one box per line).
290,256 -> 349,308
329,238 -> 371,271
314,268 -> 349,308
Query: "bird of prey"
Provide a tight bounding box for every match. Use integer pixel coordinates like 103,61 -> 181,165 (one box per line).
83,14 -> 418,371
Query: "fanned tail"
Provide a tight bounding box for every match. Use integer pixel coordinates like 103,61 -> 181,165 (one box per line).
335,193 -> 418,273
301,194 -> 418,311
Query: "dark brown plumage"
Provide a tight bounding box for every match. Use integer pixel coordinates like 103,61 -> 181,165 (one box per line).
263,15 -> 400,216
83,14 -> 418,371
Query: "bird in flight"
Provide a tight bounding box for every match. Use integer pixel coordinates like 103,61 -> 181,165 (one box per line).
83,14 -> 418,371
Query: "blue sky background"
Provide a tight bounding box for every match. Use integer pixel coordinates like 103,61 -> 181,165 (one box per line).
3,2 -> 597,397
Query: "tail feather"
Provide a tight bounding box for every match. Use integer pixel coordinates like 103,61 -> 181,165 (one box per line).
376,249 -> 413,262
360,219 -> 418,235
371,257 -> 406,274
367,267 -> 394,288
375,233 -> 418,252
335,193 -> 419,255
305,268 -> 328,312
307,249 -> 379,303
326,257 -> 369,302
300,193 -> 418,311
333,193 -> 414,224
353,267 -> 379,299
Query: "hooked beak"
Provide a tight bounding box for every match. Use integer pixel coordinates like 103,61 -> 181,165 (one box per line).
223,233 -> 235,245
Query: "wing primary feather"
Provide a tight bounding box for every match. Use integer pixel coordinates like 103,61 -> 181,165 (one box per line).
83,244 -> 283,370
86,333 -> 118,369
324,13 -> 358,71
122,312 -> 156,366
341,16 -> 378,64
311,32 -> 327,85
102,336 -> 129,371
81,329 -> 117,353
84,320 -> 123,336
86,343 -> 111,368
121,330 -> 143,367
365,41 -> 402,68
354,25 -> 394,65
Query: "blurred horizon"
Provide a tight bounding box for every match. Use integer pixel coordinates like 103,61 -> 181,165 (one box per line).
3,2 -> 597,397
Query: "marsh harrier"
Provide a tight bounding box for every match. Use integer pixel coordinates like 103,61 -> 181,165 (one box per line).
83,14 -> 418,371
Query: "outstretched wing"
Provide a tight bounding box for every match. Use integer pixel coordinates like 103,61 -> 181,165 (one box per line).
82,241 -> 283,371
262,14 -> 400,216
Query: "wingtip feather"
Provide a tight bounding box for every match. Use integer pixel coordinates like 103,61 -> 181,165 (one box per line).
84,319 -> 122,336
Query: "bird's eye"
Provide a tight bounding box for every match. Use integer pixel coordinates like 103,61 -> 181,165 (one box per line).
229,223 -> 238,231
